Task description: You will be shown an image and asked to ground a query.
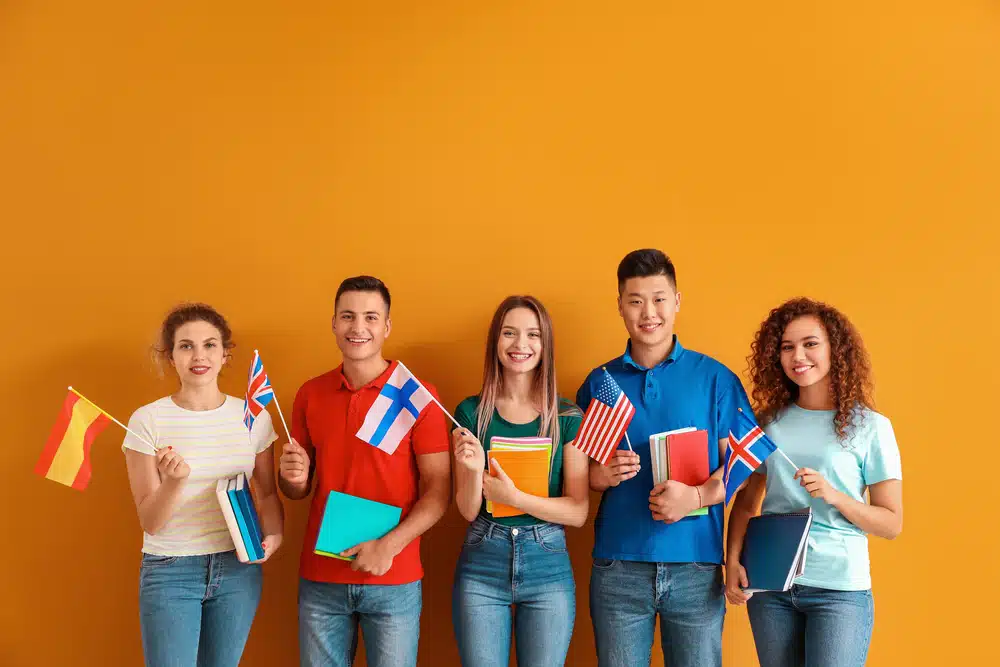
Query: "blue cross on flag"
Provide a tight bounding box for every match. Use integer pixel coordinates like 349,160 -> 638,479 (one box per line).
355,362 -> 433,455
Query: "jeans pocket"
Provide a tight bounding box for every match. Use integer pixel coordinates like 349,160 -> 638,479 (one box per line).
141,554 -> 179,568
463,525 -> 488,547
538,530 -> 568,554
592,558 -> 617,570
689,561 -> 720,572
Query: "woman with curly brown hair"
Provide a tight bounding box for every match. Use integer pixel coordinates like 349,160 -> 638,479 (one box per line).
724,297 -> 903,667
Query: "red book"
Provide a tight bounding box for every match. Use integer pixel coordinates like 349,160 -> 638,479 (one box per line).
667,429 -> 710,515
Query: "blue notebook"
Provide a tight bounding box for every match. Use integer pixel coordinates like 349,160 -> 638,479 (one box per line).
314,491 -> 402,560
227,473 -> 264,561
740,510 -> 813,593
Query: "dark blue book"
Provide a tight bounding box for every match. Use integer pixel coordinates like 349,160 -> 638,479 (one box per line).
228,473 -> 264,561
740,510 -> 812,593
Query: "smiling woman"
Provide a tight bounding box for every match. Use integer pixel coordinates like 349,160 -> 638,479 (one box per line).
120,302 -> 285,667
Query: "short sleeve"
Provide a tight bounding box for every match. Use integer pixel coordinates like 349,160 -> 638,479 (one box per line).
454,397 -> 478,434
122,405 -> 157,455
575,374 -> 594,413
411,383 -> 450,456
559,400 -> 583,445
250,408 -> 279,453
716,370 -> 754,437
291,383 -> 314,458
862,415 -> 902,485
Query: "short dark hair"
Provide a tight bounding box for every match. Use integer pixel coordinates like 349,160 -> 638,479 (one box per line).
335,275 -> 391,313
617,249 -> 677,292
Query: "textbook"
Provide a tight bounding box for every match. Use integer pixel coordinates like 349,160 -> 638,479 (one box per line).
314,491 -> 402,561
740,509 -> 813,593
216,472 -> 264,563
649,428 -> 709,517
486,436 -> 552,518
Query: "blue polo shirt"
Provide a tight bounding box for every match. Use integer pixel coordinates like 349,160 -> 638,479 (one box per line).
576,336 -> 753,564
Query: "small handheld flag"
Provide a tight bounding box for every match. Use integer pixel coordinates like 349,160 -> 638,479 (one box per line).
356,362 -> 436,455
574,368 -> 636,465
724,409 -> 783,505
35,387 -> 154,490
244,350 -> 290,439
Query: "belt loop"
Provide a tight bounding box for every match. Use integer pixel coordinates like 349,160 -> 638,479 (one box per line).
532,525 -> 541,542
486,521 -> 495,539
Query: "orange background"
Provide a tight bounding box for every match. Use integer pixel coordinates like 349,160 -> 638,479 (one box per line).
1,2 -> 996,665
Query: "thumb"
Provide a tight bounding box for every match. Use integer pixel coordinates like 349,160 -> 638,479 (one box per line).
740,566 -> 749,588
340,544 -> 362,558
491,460 -> 510,481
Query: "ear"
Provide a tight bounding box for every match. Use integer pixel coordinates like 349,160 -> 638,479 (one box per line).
674,291 -> 682,312
331,315 -> 337,335
617,293 -> 624,318
384,317 -> 392,339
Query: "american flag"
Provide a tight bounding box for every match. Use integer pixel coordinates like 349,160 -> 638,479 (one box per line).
575,369 -> 635,465
243,350 -> 275,431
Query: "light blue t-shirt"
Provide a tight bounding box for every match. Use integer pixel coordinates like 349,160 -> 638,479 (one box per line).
759,404 -> 902,591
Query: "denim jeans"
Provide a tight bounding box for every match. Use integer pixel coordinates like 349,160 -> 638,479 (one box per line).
138,550 -> 262,667
589,558 -> 725,667
746,584 -> 874,667
452,516 -> 576,667
298,577 -> 422,667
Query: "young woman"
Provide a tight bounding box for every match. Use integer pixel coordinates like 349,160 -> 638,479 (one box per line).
726,298 -> 903,667
122,303 -> 284,667
451,295 -> 589,667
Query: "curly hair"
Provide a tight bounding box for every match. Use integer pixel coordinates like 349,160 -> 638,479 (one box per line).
747,298 -> 874,440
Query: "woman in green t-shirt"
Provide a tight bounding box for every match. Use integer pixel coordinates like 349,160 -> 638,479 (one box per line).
451,295 -> 589,667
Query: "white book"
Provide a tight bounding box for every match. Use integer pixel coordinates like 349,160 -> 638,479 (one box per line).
216,477 -> 250,562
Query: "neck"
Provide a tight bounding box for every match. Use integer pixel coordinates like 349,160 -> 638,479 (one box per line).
630,333 -> 675,369
343,355 -> 389,389
173,382 -> 225,411
796,378 -> 835,411
500,370 -> 535,405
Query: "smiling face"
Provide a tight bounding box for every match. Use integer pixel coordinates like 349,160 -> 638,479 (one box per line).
496,306 -> 543,376
169,320 -> 227,389
617,274 -> 681,349
333,289 -> 391,363
780,314 -> 832,391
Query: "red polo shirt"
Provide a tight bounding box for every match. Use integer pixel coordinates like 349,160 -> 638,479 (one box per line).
292,360 -> 449,585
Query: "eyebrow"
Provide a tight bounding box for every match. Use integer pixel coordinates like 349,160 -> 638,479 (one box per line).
177,337 -> 218,344
502,326 -> 541,332
625,290 -> 668,297
781,335 -> 821,343
339,310 -> 382,316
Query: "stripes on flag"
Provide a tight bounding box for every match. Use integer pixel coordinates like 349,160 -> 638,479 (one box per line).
35,391 -> 111,490
244,350 -> 275,431
574,370 -> 636,465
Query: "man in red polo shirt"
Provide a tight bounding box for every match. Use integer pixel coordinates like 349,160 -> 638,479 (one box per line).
278,275 -> 451,667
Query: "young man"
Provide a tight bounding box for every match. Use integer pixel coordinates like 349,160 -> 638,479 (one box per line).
577,249 -> 753,667
278,275 -> 451,667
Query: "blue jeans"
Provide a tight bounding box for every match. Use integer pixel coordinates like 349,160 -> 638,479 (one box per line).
298,577 -> 422,667
138,550 -> 262,667
747,585 -> 874,667
452,516 -> 576,667
590,559 -> 725,667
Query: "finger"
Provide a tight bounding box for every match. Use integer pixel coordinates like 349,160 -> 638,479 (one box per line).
740,569 -> 749,588
340,545 -> 362,558
491,461 -> 510,481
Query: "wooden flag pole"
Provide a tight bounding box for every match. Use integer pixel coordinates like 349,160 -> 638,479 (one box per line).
396,361 -> 462,429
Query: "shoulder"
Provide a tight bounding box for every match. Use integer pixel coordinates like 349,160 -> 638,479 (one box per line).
581,355 -> 627,385
557,398 -> 583,419
678,346 -> 740,380
456,395 -> 480,417
297,368 -> 343,397
127,396 -> 172,423
852,407 -> 894,442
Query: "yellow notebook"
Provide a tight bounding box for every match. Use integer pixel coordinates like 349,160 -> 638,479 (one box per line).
487,447 -> 551,518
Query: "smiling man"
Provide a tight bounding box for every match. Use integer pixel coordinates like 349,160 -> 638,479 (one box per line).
577,249 -> 753,667
278,275 -> 451,667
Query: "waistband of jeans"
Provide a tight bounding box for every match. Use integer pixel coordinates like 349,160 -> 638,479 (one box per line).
470,514 -> 564,540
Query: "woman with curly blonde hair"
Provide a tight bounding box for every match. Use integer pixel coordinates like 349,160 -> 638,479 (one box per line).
725,298 -> 903,667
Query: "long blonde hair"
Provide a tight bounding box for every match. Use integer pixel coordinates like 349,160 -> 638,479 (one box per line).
475,296 -> 574,470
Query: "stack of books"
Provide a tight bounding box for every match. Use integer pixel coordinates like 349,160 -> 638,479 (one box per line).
486,436 -> 552,518
650,427 -> 710,517
216,472 -> 264,562
740,509 -> 814,593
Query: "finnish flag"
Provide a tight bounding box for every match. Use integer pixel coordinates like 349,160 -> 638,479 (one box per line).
355,362 -> 434,455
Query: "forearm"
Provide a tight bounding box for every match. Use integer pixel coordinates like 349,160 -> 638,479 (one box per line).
697,467 -> 726,507
832,492 -> 902,539
509,491 -> 588,528
381,481 -> 450,555
257,488 -> 285,538
136,478 -> 185,535
279,473 -> 311,500
455,466 -> 483,522
726,496 -> 754,565
589,460 -> 612,492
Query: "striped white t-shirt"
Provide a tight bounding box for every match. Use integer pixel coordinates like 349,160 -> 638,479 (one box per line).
122,395 -> 277,556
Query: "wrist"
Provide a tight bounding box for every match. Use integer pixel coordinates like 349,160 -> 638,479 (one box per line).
691,485 -> 703,511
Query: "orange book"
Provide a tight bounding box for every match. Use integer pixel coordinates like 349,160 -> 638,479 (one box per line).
487,448 -> 551,518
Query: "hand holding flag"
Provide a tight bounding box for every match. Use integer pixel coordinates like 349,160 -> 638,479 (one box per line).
574,368 -> 636,465
723,409 -> 796,505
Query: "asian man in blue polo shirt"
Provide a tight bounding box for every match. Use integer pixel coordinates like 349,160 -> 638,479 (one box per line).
577,249 -> 753,667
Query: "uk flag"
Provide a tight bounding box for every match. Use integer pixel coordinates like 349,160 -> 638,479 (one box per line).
244,350 -> 275,431
723,409 -> 778,504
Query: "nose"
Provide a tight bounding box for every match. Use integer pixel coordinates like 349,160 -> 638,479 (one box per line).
643,300 -> 656,319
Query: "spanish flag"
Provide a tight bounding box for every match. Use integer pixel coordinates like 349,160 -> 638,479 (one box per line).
35,389 -> 112,490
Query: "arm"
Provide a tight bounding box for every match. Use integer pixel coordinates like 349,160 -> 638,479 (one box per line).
650,438 -> 728,522
343,451 -> 452,575
453,427 -> 485,522
251,444 -> 285,560
125,447 -> 189,536
725,471 -> 766,604
485,442 -> 590,528
797,469 -> 903,539
589,450 -> 641,492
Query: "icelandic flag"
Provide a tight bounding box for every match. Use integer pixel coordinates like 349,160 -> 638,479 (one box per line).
724,409 -> 778,505
244,350 -> 275,432
356,362 -> 434,455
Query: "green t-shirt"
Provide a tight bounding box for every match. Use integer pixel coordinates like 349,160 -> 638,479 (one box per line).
455,395 -> 582,527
